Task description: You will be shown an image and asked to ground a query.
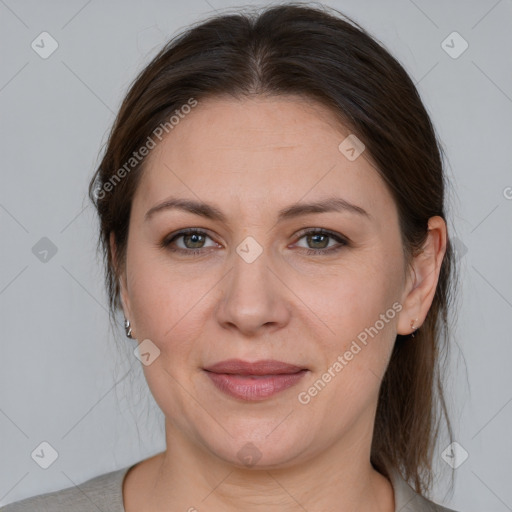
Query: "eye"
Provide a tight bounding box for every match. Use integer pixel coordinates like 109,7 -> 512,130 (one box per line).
160,227 -> 348,256
293,228 -> 348,255
161,228 -> 218,255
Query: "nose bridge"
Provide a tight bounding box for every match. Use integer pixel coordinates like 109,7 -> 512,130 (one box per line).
216,233 -> 290,334
233,236 -> 272,294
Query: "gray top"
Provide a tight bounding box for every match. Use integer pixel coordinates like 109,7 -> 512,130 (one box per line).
1,463 -> 459,511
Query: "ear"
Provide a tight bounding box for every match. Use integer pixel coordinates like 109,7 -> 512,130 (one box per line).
397,216 -> 447,335
110,232 -> 132,323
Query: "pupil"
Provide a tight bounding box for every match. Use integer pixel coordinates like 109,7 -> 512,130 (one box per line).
183,233 -> 329,250
186,234 -> 203,248
310,234 -> 327,248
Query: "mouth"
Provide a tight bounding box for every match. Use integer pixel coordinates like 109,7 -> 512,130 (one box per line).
203,358 -> 307,375
203,359 -> 309,401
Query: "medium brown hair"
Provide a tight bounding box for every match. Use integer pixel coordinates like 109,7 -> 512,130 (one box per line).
89,1 -> 457,496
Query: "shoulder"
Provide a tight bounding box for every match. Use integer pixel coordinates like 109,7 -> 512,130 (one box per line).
0,465 -> 132,512
387,467 -> 461,512
401,492 -> 461,512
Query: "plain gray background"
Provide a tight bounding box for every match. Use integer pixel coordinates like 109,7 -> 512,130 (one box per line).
1,0 -> 511,510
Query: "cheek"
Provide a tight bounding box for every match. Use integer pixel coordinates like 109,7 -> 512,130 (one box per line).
126,245 -> 220,360
297,256 -> 399,337
302,278 -> 400,419
129,270 -> 197,344
295,251 -> 402,386
126,243 -> 184,339
125,252 -> 206,416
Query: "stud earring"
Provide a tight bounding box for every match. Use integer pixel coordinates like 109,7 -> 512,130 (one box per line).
410,318 -> 419,338
124,318 -> 133,339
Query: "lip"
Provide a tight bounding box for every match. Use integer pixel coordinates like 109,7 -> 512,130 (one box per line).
203,359 -> 306,375
203,359 -> 308,401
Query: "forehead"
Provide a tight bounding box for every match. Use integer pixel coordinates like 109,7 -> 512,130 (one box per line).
134,95 -> 397,225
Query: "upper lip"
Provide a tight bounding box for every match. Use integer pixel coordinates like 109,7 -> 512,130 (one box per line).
203,359 -> 306,375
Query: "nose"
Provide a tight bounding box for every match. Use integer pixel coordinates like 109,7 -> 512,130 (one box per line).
215,243 -> 291,337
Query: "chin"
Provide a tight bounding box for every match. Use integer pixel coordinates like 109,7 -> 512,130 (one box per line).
199,421 -> 314,470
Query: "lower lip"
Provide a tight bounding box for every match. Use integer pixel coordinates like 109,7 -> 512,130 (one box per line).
204,370 -> 308,401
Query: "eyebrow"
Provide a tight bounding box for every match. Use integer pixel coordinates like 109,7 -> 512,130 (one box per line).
144,196 -> 371,223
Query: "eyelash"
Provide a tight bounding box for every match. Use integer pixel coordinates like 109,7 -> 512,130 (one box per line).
160,228 -> 348,256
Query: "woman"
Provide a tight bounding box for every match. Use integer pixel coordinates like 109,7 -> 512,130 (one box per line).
3,3 -> 461,511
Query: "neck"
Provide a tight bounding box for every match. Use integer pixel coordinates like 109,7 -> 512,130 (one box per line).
128,418 -> 395,512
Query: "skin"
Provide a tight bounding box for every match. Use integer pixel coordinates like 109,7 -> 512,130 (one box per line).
113,94 -> 447,512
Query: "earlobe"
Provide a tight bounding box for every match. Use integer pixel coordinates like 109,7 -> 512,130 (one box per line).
396,216 -> 447,336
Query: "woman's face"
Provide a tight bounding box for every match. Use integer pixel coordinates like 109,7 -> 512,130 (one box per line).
119,95 -> 414,468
